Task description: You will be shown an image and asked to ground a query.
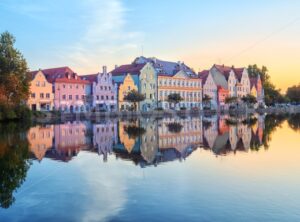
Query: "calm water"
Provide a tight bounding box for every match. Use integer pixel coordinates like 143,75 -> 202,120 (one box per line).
0,114 -> 300,222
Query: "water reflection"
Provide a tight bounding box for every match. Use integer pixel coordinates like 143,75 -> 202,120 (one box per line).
26,115 -> 270,165
1,113 -> 299,210
0,123 -> 31,208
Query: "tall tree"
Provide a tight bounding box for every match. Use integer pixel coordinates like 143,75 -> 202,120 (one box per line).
0,32 -> 30,105
123,90 -> 145,111
248,64 -> 283,105
286,84 -> 300,103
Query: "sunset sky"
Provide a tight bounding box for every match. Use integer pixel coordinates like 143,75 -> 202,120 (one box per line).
0,0 -> 299,91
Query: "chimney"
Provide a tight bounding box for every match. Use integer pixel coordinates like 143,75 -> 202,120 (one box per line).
103,66 -> 107,74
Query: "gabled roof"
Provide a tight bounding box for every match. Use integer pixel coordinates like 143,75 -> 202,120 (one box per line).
213,64 -> 232,80
250,77 -> 258,89
111,64 -> 146,76
81,74 -> 98,83
30,67 -> 89,84
198,70 -> 210,85
133,56 -> 196,77
232,68 -> 245,82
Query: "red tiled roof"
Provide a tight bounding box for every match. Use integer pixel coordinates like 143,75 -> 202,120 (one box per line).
111,64 -> 145,76
232,68 -> 244,81
214,64 -> 232,80
81,74 -> 98,83
250,77 -> 258,89
198,70 -> 210,84
30,67 -> 89,84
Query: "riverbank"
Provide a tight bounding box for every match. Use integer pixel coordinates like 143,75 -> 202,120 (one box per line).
31,105 -> 300,123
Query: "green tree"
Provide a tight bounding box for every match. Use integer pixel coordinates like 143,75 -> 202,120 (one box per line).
286,84 -> 300,103
242,94 -> 257,107
225,96 -> 238,108
167,93 -> 183,109
248,64 -> 283,105
0,32 -> 30,106
123,89 -> 145,111
0,123 -> 31,208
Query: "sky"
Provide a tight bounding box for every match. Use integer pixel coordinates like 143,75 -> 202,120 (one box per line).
0,0 -> 299,91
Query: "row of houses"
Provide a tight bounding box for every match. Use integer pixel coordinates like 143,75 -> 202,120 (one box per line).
27,57 -> 264,112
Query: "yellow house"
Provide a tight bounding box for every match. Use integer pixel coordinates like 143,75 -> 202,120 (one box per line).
28,70 -> 54,111
27,125 -> 54,161
118,74 -> 138,111
251,85 -> 257,98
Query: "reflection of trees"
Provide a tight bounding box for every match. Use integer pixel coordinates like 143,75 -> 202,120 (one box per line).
124,125 -> 146,139
288,113 -> 300,132
166,122 -> 183,133
263,114 -> 287,149
0,123 -> 31,208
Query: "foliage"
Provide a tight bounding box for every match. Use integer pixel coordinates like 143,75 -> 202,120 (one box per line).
0,103 -> 32,122
0,32 -> 30,106
167,122 -> 183,133
248,64 -> 284,105
225,96 -> 238,104
241,94 -> 257,105
0,122 -> 31,208
124,125 -> 146,139
167,93 -> 183,106
287,113 -> 300,132
286,84 -> 300,103
123,90 -> 145,111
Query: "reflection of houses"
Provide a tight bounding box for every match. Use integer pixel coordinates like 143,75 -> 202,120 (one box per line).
45,121 -> 92,162
27,125 -> 54,161
202,116 -> 265,155
140,118 -> 159,164
91,121 -> 118,161
158,117 -> 203,158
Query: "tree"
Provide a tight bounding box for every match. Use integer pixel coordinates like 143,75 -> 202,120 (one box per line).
0,123 -> 31,208
167,122 -> 183,133
242,94 -> 257,108
0,32 -> 30,106
248,64 -> 283,105
286,84 -> 300,103
225,96 -> 238,109
167,93 -> 183,109
202,94 -> 212,109
123,90 -> 145,111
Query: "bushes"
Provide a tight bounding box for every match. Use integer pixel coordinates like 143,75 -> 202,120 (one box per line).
0,104 -> 32,121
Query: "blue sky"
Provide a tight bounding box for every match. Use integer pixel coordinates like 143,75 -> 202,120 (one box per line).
0,0 -> 299,89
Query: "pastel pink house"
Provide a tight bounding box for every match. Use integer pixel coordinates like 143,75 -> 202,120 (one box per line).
37,67 -> 90,112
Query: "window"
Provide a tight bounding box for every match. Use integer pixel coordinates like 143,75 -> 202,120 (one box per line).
76,84 -> 79,89
76,95 -> 79,100
46,93 -> 50,98
69,95 -> 72,100
40,93 -> 44,98
82,95 -> 85,100
111,96 -> 114,100
104,86 -> 107,90
106,95 -> 109,100
36,81 -> 40,86
101,96 -> 104,100
31,93 -> 35,98
100,86 -> 103,90
109,86 -> 111,90
42,82 -> 46,87
69,85 -> 72,89
62,95 -> 66,100
97,95 -> 99,100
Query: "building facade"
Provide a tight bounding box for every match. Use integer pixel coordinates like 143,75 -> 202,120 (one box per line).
111,61 -> 157,111
82,66 -> 117,111
28,70 -> 54,111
